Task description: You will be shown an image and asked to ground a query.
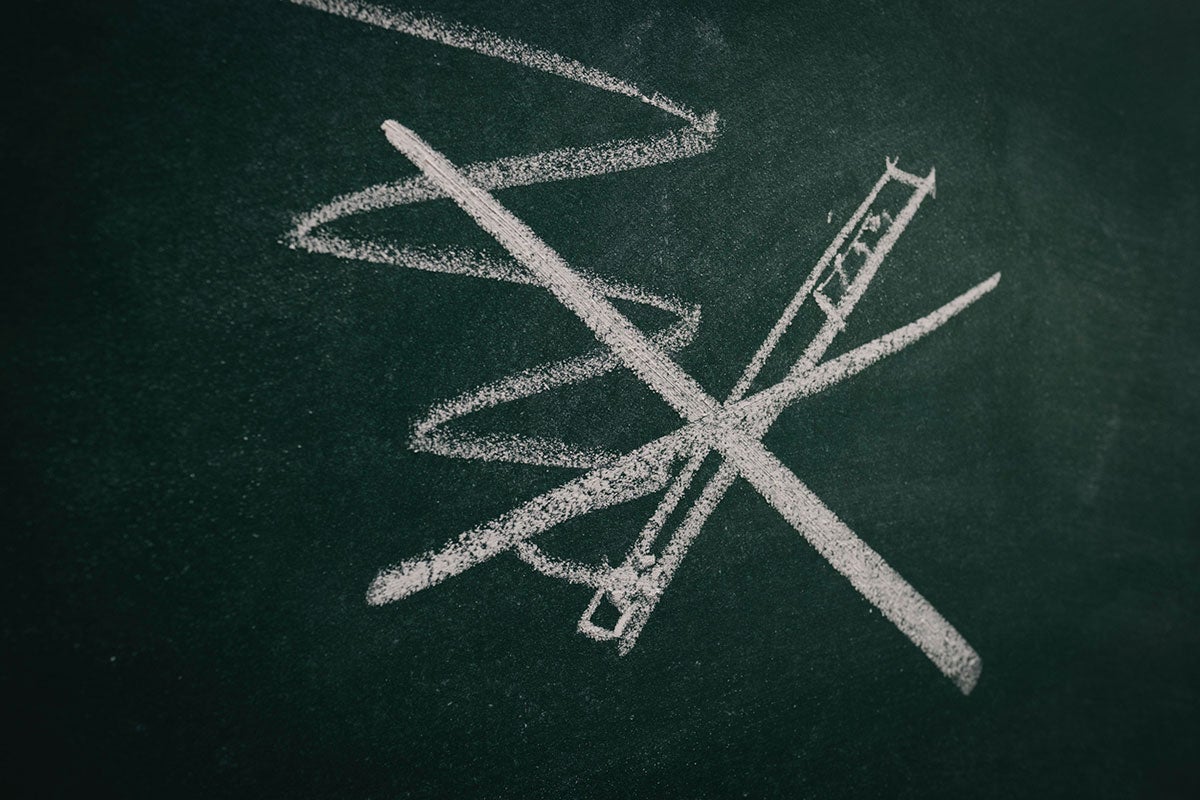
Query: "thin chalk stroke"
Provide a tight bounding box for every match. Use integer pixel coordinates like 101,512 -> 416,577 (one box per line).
285,0 -> 1000,694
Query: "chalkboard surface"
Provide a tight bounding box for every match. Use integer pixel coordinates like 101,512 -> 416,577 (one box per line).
5,0 -> 1198,797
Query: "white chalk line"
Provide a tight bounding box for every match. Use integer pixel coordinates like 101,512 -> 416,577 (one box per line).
288,125 -> 717,240
373,121 -> 994,693
288,0 -> 717,130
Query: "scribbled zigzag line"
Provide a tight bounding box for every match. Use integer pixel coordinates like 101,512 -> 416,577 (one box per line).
283,1 -> 999,694
284,0 -> 719,469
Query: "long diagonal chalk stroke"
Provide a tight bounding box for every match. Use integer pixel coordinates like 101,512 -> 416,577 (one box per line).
374,121 -> 992,694
286,0 -> 717,470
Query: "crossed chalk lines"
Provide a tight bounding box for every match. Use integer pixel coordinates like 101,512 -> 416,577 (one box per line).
286,0 -> 1000,694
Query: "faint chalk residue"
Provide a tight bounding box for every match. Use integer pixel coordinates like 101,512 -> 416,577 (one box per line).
1084,408 -> 1123,504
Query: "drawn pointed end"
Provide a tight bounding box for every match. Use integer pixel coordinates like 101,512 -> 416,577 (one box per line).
380,119 -> 408,141
697,110 -> 721,135
380,119 -> 427,157
365,565 -> 419,606
953,653 -> 983,696
961,271 -> 1002,308
365,574 -> 395,606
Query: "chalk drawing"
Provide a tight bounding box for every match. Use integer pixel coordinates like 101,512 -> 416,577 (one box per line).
285,1 -> 1000,695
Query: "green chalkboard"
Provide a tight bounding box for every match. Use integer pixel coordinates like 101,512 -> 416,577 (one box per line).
4,0 -> 1198,797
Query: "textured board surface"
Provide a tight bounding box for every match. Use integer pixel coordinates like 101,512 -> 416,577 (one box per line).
4,1 -> 1199,797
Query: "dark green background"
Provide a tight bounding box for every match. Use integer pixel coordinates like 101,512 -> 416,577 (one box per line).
5,0 -> 1198,797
